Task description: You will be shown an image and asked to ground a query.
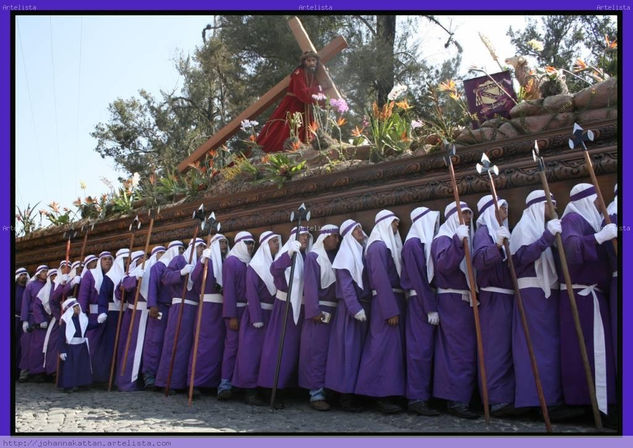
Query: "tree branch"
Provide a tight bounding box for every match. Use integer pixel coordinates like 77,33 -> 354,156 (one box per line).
353,15 -> 376,37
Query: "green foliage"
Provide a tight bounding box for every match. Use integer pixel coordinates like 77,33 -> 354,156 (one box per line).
262,154 -> 307,188
39,202 -> 77,227
156,174 -> 186,202
15,202 -> 41,237
507,15 -> 617,92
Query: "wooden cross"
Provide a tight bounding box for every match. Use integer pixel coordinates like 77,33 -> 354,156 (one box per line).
177,16 -> 347,172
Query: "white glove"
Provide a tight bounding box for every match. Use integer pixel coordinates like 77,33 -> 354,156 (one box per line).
180,264 -> 194,276
201,248 -> 212,261
59,353 -> 67,361
40,321 -> 48,329
61,274 -> 69,284
546,219 -> 562,236
71,276 -> 81,286
595,223 -> 617,245
354,309 -> 367,322
287,240 -> 302,256
495,227 -> 511,246
252,322 -> 264,328
455,224 -> 469,240
427,312 -> 440,326
97,313 -> 107,324
22,322 -> 29,333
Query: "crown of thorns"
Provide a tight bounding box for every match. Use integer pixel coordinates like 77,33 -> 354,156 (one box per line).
300,51 -> 319,63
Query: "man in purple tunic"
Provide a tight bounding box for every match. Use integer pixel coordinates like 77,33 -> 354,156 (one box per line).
472,195 -> 517,417
23,266 -> 55,381
232,231 -> 278,406
16,267 -> 30,381
115,250 -> 148,391
142,241 -> 181,389
155,238 -> 206,392
560,183 -> 617,418
510,190 -> 568,416
76,254 -> 104,381
401,206 -> 441,416
188,234 -> 229,395
326,219 -> 370,411
257,226 -> 313,405
355,210 -> 406,414
57,298 -> 99,392
431,201 -> 479,419
87,249 -> 123,384
299,224 -> 340,412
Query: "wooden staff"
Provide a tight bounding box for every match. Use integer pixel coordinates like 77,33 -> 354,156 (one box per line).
164,204 -> 206,395
444,143 -> 489,423
108,215 -> 141,392
188,212 -> 220,405
533,141 -> 602,429
120,209 -> 158,377
568,123 -> 617,254
72,223 -> 93,298
271,203 -> 310,410
476,153 -> 551,432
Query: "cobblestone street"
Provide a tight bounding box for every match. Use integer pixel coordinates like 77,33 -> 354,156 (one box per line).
14,383 -> 612,434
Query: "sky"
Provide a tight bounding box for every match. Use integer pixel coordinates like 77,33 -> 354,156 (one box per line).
15,13 -> 599,228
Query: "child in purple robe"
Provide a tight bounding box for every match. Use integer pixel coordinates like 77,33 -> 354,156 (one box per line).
57,298 -> 99,391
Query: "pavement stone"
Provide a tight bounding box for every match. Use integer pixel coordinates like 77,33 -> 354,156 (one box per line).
15,382 -> 616,434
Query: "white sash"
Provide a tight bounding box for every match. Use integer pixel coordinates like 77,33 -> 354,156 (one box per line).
318,300 -> 338,308
480,286 -> 515,295
42,317 -> 57,368
560,283 -> 607,414
127,302 -> 149,383
171,298 -> 198,306
437,287 -> 477,307
202,294 -> 224,304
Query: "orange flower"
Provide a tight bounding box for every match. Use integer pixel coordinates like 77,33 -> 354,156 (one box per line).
395,99 -> 412,110
49,202 -> 60,213
605,35 -> 617,49
573,58 -> 588,72
400,131 -> 410,142
85,196 -> 95,205
308,121 -> 319,134
544,65 -> 558,75
438,80 -> 456,93
381,102 -> 394,120
372,102 -> 380,119
249,135 -> 256,142
351,126 -> 364,137
208,149 -> 218,158
149,173 -> 156,185
337,117 -> 347,127
291,140 -> 301,151
73,198 -> 82,207
261,155 -> 270,164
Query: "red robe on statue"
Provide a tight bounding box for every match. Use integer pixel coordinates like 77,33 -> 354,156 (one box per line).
256,67 -> 322,153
